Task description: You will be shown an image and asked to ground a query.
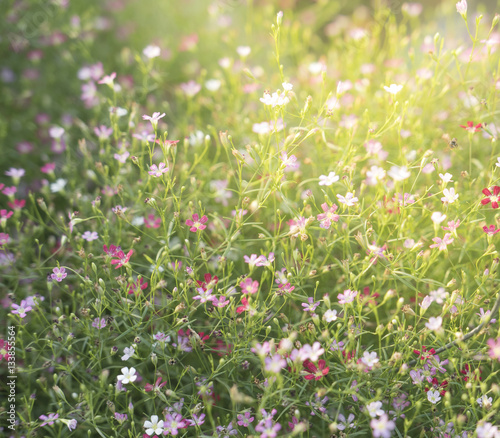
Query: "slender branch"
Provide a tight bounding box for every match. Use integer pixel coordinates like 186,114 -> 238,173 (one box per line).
408,292 -> 500,367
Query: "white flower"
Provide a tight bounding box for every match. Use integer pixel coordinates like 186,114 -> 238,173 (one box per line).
476,422 -> 499,438
496,157 -> 500,168
205,79 -> 221,91
431,212 -> 447,224
383,84 -> 403,95
49,126 -> 65,139
477,395 -> 493,408
441,188 -> 459,204
300,342 -> 324,362
456,0 -> 467,18
337,192 -> 358,207
429,288 -> 448,304
117,367 -> 137,384
319,172 -> 340,186
50,178 -> 67,193
388,165 -> 411,181
144,415 -> 164,436
361,351 -> 379,368
282,82 -> 293,91
427,390 -> 441,404
366,166 -> 386,185
366,401 -> 385,418
121,346 -> 135,361
236,46 -> 251,57
425,316 -> 442,331
420,296 -> 432,310
439,172 -> 453,183
143,45 -> 161,59
323,309 -> 338,322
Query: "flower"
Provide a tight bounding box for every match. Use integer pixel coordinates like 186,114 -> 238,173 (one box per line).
255,419 -> 281,438
110,249 -> 134,269
431,212 -> 447,224
264,354 -> 286,373
144,415 -> 164,436
366,401 -> 385,418
211,296 -> 230,308
383,84 -> 403,95
302,297 -> 320,312
142,112 -> 165,129
5,168 -> 25,178
11,300 -> 32,318
0,339 -> 11,361
117,367 -> 137,384
303,359 -> 329,380
429,234 -> 454,251
193,287 -> 215,303
483,225 -> 500,236
460,120 -> 481,133
361,351 -> 379,368
318,171 -> 339,186
441,188 -> 459,204
144,377 -> 168,393
317,203 -> 340,229
163,413 -> 187,436
427,389 -> 441,404
92,318 -> 106,329
51,266 -> 67,282
66,419 -> 77,431
94,125 -> 113,140
370,414 -> 395,438
40,413 -> 59,426
425,316 -> 442,331
487,338 -> 500,361
337,192 -> 358,206
240,278 -> 259,294
143,45 -> 161,58
337,413 -> 356,430
121,346 -> 135,361
439,172 -> 453,183
338,289 -> 358,304
388,166 -> 411,181
323,309 -> 338,322
442,220 -> 460,232
456,0 -> 467,17
180,80 -> 201,96
148,162 -> 169,177
98,72 -> 116,85
477,395 -> 493,408
144,214 -> 161,228
481,186 -> 500,208
50,178 -> 67,193
236,297 -> 249,314
186,214 -> 208,232
237,411 -> 254,427
82,231 -> 99,241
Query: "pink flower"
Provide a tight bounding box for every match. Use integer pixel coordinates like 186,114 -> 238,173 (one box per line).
0,339 -> 11,361
338,289 -> 358,304
127,277 -> 148,295
211,296 -> 229,308
41,163 -> 56,174
240,277 -> 259,294
429,234 -> 454,251
51,266 -> 67,282
460,120 -> 481,133
148,162 -> 169,177
82,231 -> 99,241
142,112 -> 165,129
144,214 -> 161,228
371,414 -> 396,438
94,125 -> 113,140
144,376 -> 167,393
193,287 -> 215,303
303,359 -> 329,380
317,203 -> 339,229
98,72 -> 116,85
110,249 -> 134,269
442,220 -> 460,232
0,233 -> 9,246
481,186 -> 500,209
483,225 -> 500,236
11,300 -> 32,318
186,214 -> 208,232
487,338 -> 500,361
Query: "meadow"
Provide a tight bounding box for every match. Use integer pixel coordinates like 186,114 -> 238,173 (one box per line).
1,0 -> 500,436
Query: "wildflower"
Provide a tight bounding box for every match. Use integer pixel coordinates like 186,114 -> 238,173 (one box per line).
11,300 -> 32,318
0,339 -> 11,361
366,401 -> 385,418
476,422 -> 499,438
388,166 -> 411,181
439,172 -> 453,183
317,203 -> 339,229
236,297 -> 249,314
429,234 -> 454,250
255,419 -> 281,438
425,316 -> 442,331
487,338 -> 500,361
148,162 -> 169,177
66,419 -> 77,431
288,217 -> 311,240
431,212 -> 447,224
300,342 -> 325,362
460,121 -> 481,133
48,126 -> 65,139
442,219 -> 460,232
237,411 -> 254,427
5,168 -> 25,178
383,84 -> 403,95
0,233 -> 9,246
110,249 -> 134,269
370,414 -> 396,438
441,188 -> 459,204
92,318 -> 106,329
193,287 -> 215,303
82,231 -> 99,241
427,389 -> 441,404
410,369 -> 425,384
456,0 -> 467,17
318,171 -> 339,186
366,166 -> 386,185
338,289 -> 358,304
279,151 -> 298,171
144,214 -> 161,229
476,394 -> 493,408
94,125 -> 113,140
337,413 -> 356,430
98,72 -> 116,85
180,80 -> 201,96
163,413 -> 187,436
121,346 -> 135,361
211,296 -> 229,308
50,178 -> 67,193
361,351 -> 379,368
337,192 -> 358,206
481,186 -> 500,208
260,88 -> 290,107
483,225 -> 500,236
264,354 -> 286,373
323,309 -> 338,322
185,214 -> 208,232
142,112 -> 165,130
39,413 -> 59,426
302,297 -> 320,312
186,413 -> 206,427
303,359 -> 329,380
117,367 -> 137,385
115,412 -> 128,424
240,278 -> 259,294
144,415 -> 164,436
477,308 -> 497,324
143,44 -> 161,58
196,273 -> 219,290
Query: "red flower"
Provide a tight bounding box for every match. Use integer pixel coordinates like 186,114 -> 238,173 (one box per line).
460,364 -> 482,382
196,273 -> 219,291
413,346 -> 436,360
236,297 -> 249,314
483,225 -> 500,236
481,186 -> 500,209
424,377 -> 448,396
460,121 -> 482,133
303,359 -> 329,380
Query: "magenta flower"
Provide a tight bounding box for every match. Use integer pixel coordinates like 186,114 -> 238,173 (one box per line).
186,214 -> 208,232
144,214 -> 161,228
240,277 -> 259,294
148,162 -> 169,177
481,186 -> 500,209
51,266 -> 67,282
41,163 -> 56,174
11,300 -> 32,318
110,249 -> 134,269
163,413 -> 187,436
483,225 -> 500,236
